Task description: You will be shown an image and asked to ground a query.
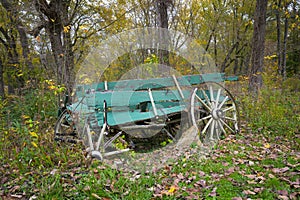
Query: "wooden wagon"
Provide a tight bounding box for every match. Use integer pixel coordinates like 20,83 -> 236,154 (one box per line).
54,72 -> 239,160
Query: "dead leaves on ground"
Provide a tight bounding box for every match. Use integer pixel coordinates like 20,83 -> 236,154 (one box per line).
1,129 -> 299,199
151,131 -> 299,199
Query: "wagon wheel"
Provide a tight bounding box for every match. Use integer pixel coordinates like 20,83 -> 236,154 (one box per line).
190,81 -> 239,142
54,109 -> 79,143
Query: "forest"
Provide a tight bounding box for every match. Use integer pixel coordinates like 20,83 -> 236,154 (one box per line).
0,0 -> 299,199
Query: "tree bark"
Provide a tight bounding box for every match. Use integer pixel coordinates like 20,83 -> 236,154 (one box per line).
249,0 -> 268,94
275,0 -> 282,75
0,0 -> 33,93
282,16 -> 288,80
1,0 -> 33,70
34,0 -> 75,94
0,60 -> 4,99
156,0 -> 171,71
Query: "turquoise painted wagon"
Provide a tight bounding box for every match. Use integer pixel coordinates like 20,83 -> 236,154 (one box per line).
54,73 -> 239,160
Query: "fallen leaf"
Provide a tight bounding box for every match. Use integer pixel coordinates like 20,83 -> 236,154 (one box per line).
29,195 -> 38,200
177,173 -> 184,180
278,195 -> 289,200
195,180 -> 206,187
10,194 -> 23,198
243,190 -> 256,195
277,190 -> 288,196
264,143 -> 271,148
272,167 -> 290,174
199,171 -> 206,177
232,197 -> 243,200
249,161 -> 255,166
247,180 -> 258,184
167,185 -> 178,194
254,187 -> 264,193
245,174 -> 256,179
225,167 -> 235,176
209,187 -> 217,197
287,162 -> 300,168
268,174 -> 275,178
290,192 -> 300,200
50,169 -> 58,175
9,185 -> 20,193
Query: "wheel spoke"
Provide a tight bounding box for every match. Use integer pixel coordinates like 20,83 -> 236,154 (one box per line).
201,117 -> 213,135
209,86 -> 215,108
60,122 -> 69,127
224,116 -> 237,121
196,93 -> 212,111
223,106 -> 235,112
201,89 -> 212,108
218,96 -> 229,109
197,114 -> 212,123
215,88 -> 221,108
217,119 -> 226,136
219,118 -> 235,133
214,121 -> 220,140
210,120 -> 215,140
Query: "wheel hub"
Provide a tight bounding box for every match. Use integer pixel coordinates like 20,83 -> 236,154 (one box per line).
212,108 -> 224,120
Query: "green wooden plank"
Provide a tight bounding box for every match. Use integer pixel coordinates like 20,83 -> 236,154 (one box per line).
104,104 -> 185,126
225,76 -> 239,81
76,73 -> 225,93
83,89 -> 191,108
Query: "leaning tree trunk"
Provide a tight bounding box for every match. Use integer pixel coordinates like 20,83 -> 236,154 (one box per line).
249,0 -> 268,94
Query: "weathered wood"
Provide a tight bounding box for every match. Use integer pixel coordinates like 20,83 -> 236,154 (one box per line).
76,73 -> 226,93
72,73 -> 236,127
84,89 -> 190,108
121,124 -> 165,130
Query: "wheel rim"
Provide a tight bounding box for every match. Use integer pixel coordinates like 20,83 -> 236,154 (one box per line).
54,109 -> 77,142
191,82 -> 239,142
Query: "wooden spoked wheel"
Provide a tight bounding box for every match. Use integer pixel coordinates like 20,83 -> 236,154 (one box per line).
54,109 -> 78,143
190,82 -> 239,142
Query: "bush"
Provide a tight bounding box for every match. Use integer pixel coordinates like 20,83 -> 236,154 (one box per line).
240,71 -> 300,136
282,76 -> 300,92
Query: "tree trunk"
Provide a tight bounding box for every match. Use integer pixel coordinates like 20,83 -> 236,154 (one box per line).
275,0 -> 282,75
34,0 -> 75,94
156,0 -> 171,72
249,0 -> 268,94
282,16 -> 288,80
0,60 -> 4,99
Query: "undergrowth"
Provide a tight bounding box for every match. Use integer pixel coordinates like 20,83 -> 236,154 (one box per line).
239,66 -> 299,139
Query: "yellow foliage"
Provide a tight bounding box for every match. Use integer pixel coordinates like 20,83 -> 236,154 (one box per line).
29,131 -> 38,138
264,55 -> 277,60
22,115 -> 30,120
36,36 -> 41,42
31,141 -> 38,148
63,25 -> 71,33
167,185 -> 178,195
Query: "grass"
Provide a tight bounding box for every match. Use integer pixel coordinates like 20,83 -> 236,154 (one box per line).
0,76 -> 299,199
